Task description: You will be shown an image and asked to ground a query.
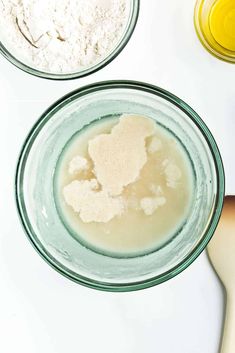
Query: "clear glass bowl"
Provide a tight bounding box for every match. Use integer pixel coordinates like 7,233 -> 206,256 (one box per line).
0,1 -> 139,80
194,0 -> 235,63
15,81 -> 225,291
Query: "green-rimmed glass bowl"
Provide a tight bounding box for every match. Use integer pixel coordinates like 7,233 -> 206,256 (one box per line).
15,81 -> 225,291
0,1 -> 139,80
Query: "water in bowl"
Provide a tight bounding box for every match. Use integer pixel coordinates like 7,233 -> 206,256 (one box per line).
54,114 -> 194,257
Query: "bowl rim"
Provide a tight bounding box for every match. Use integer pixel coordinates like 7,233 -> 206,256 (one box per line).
194,0 -> 235,64
0,0 -> 139,80
15,80 -> 225,292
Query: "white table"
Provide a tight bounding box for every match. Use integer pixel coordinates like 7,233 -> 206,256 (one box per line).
0,1 -> 234,352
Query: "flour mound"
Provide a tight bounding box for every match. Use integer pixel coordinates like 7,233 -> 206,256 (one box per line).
88,115 -> 156,196
63,179 -> 124,223
0,0 -> 128,73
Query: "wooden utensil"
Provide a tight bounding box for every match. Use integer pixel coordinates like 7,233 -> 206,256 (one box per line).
207,196 -> 235,353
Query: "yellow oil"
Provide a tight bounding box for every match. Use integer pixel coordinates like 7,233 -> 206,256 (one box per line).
194,0 -> 235,62
210,0 -> 235,51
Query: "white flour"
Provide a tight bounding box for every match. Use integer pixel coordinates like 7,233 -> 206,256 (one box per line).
0,0 -> 128,73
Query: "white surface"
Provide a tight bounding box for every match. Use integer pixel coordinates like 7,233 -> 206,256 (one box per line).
0,1 -> 234,352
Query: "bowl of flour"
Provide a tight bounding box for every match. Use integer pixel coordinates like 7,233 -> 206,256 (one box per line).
0,0 -> 139,79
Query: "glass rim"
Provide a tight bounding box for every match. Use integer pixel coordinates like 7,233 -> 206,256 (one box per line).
194,0 -> 235,64
15,80 -> 225,291
0,0 -> 139,80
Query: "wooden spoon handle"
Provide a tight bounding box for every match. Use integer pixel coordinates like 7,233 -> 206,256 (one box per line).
221,293 -> 235,353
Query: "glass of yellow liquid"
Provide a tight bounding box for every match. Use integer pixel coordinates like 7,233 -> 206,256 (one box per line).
194,0 -> 235,63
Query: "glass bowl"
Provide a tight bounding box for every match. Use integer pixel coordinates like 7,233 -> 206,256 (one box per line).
0,1 -> 139,80
194,0 -> 235,63
15,81 -> 225,291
